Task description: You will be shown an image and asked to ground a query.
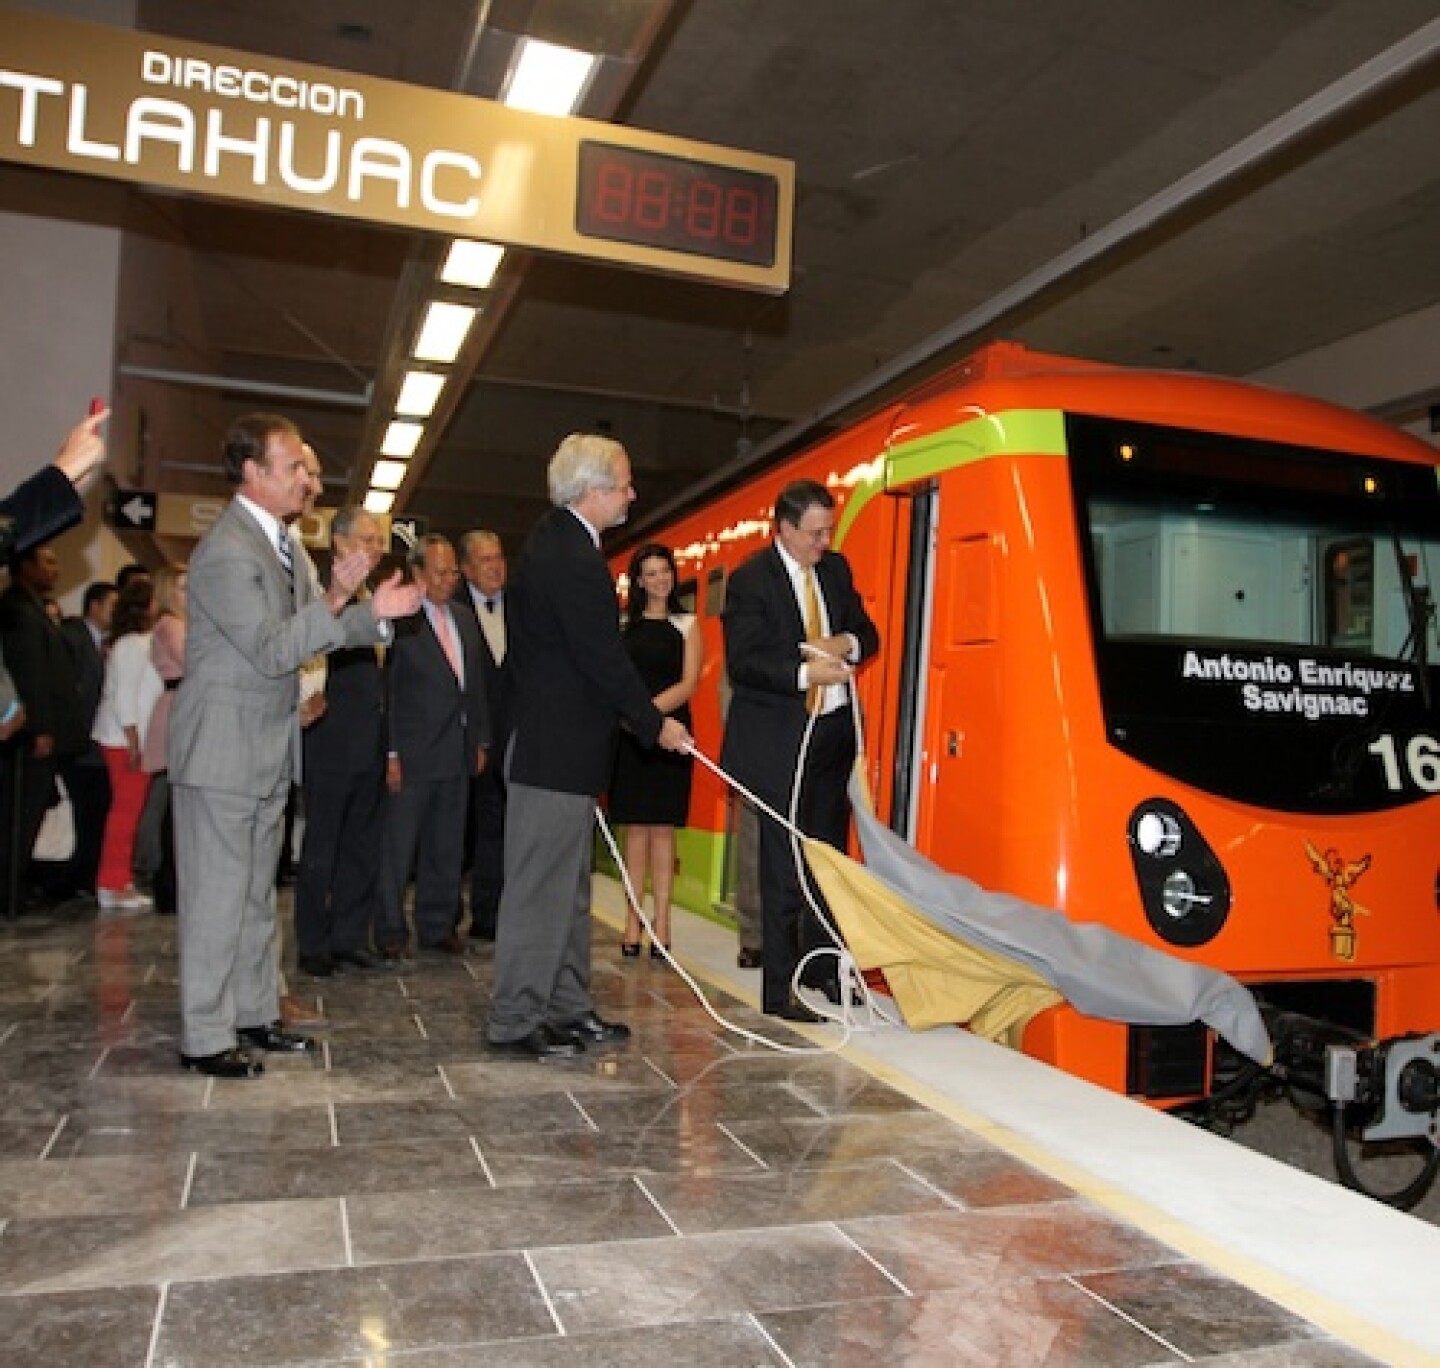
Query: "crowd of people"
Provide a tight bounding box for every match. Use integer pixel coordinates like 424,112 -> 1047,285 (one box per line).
1,410 -> 879,1073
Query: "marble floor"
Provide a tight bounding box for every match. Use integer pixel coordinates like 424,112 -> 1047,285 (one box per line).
0,896 -> 1387,1368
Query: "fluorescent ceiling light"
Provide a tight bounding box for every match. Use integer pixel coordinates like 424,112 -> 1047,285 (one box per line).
370,459 -> 409,491
503,38 -> 596,116
413,301 -> 477,363
364,490 -> 395,514
395,370 -> 446,418
381,420 -> 424,458
441,240 -> 505,290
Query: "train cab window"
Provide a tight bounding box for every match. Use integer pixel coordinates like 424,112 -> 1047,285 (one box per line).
678,577 -> 698,615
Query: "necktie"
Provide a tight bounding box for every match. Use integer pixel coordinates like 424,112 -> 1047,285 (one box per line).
484,598 -> 496,613
803,565 -> 824,714
276,527 -> 295,593
435,606 -> 462,681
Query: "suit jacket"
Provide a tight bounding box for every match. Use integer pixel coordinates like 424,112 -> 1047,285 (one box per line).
0,582 -> 85,755
385,599 -> 490,782
720,544 -> 879,792
0,465 -> 84,558
304,638 -> 385,777
60,617 -> 105,757
452,581 -> 513,756
506,506 -> 663,798
168,497 -> 384,798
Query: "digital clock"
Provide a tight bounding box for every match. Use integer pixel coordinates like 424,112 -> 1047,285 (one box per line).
575,140 -> 780,269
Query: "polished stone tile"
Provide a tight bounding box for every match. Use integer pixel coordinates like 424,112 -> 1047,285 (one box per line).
643,1161 -> 955,1234
894,1149 -> 1076,1208
201,1066 -> 450,1110
188,1136 -> 490,1205
575,1079 -> 828,1131
1078,1262 -> 1327,1358
722,1110 -> 989,1168
54,1103 -> 334,1158
480,1121 -> 764,1185
839,1201 -> 1183,1294
760,1277 -> 1178,1366
0,1153 -> 190,1218
154,1254 -> 554,1365
0,1197 -> 346,1293
0,1119 -> 64,1159
382,1317 -> 786,1366
348,1176 -> 673,1263
445,1054 -> 672,1098
0,1283 -> 160,1367
531,1225 -> 904,1334
1193,1342 -> 1387,1366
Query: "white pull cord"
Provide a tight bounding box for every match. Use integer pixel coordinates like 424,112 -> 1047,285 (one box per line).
598,661 -> 899,1051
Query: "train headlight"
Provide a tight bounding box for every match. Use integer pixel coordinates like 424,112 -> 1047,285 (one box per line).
1127,799 -> 1232,947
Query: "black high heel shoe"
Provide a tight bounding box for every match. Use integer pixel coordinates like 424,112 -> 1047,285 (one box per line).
620,941 -> 641,958
650,942 -> 670,960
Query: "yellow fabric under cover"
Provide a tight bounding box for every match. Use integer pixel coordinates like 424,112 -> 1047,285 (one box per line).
802,836 -> 1064,1047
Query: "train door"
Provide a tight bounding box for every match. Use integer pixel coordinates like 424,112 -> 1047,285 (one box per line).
901,462 -> 1015,885
885,483 -> 938,842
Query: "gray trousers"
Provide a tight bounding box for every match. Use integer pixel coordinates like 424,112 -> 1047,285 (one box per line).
174,780 -> 286,1057
487,781 -> 595,1043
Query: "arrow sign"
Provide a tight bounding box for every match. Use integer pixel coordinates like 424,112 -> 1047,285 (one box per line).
112,490 -> 157,531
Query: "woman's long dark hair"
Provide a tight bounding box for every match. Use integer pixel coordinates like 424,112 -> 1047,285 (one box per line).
110,577 -> 154,643
624,542 -> 682,625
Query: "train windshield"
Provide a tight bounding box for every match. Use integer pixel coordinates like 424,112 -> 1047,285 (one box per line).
1068,414 -> 1440,814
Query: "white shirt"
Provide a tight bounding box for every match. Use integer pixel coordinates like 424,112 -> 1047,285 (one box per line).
774,540 -> 856,715
466,582 -> 506,664
93,631 -> 164,749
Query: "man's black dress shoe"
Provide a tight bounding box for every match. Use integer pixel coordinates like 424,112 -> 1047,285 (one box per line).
815,979 -> 864,1007
237,1023 -> 316,1053
768,999 -> 824,1024
559,1011 -> 631,1044
180,1048 -> 264,1079
332,948 -> 379,970
488,1023 -> 583,1060
736,947 -> 763,969
297,954 -> 336,977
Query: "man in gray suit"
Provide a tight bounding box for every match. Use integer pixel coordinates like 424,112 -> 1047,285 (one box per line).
169,413 -> 422,1079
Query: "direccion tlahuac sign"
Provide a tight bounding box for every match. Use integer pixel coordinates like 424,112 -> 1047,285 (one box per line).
0,5 -> 791,290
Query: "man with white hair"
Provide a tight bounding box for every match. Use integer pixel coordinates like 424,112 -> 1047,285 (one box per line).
487,433 -> 691,1060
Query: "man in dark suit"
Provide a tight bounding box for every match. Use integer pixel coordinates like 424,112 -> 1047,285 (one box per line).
294,506 -> 389,974
720,478 -> 880,1021
0,406 -> 108,559
487,433 -> 691,1060
378,534 -> 490,958
0,545 -> 88,916
452,528 -> 510,941
169,413 -> 422,1078
55,580 -> 117,902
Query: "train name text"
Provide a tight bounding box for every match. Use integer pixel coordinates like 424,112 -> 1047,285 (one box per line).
1181,649 -> 1416,723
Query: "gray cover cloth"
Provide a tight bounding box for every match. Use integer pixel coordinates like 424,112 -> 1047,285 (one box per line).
847,777 -> 1273,1065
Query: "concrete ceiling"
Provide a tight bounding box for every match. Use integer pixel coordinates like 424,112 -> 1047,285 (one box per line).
90,0 -> 1440,549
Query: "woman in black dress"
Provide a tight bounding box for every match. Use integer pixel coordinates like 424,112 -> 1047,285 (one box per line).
610,543 -> 702,956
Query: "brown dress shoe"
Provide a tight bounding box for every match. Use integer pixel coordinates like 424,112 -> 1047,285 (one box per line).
280,994 -> 328,1028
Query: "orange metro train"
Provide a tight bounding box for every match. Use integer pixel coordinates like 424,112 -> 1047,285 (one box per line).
611,342 -> 1440,1182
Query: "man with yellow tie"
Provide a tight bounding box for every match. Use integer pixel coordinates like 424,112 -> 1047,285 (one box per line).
720,479 -> 880,1021
377,534 -> 490,959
